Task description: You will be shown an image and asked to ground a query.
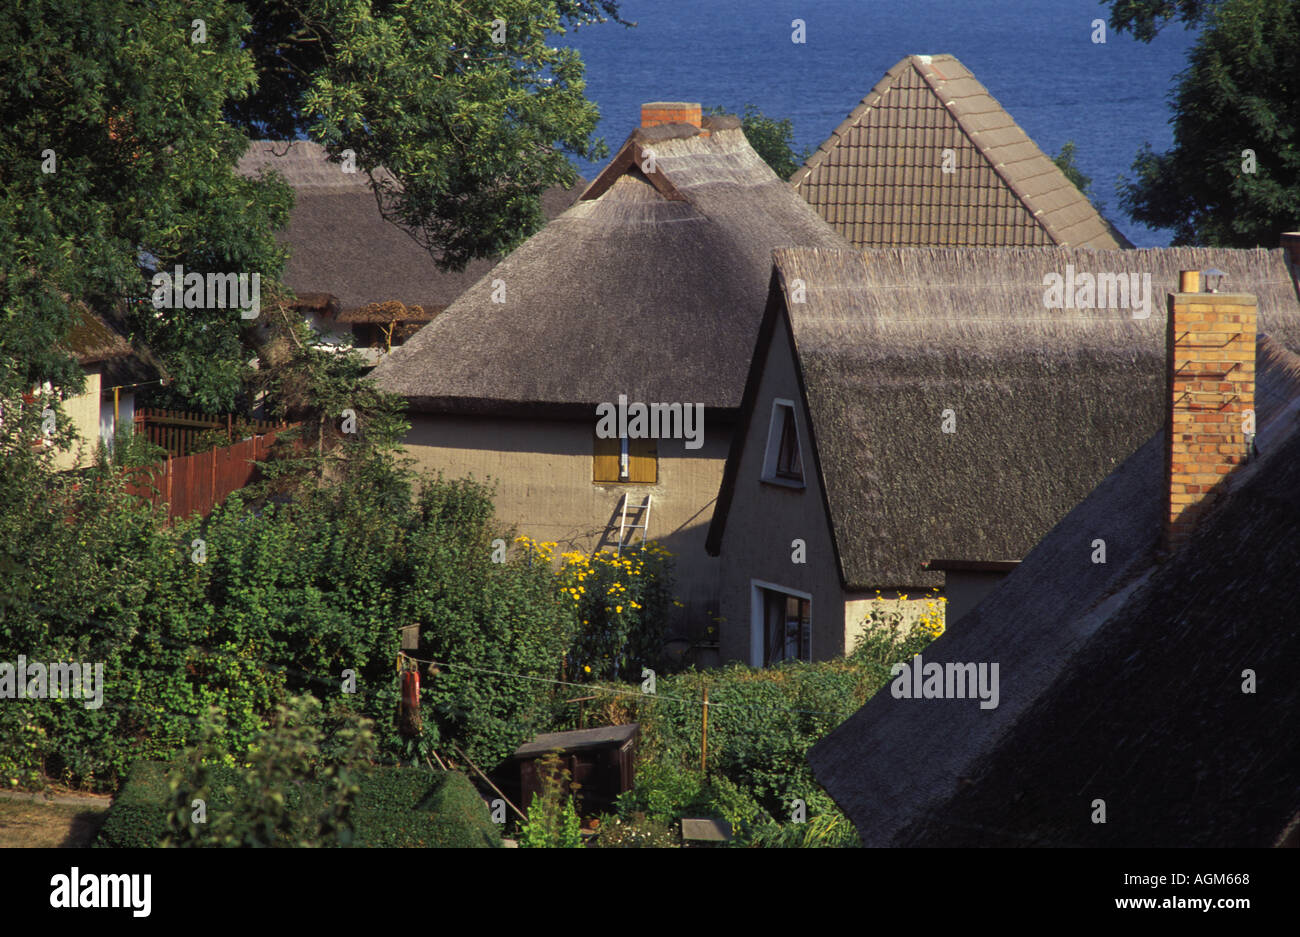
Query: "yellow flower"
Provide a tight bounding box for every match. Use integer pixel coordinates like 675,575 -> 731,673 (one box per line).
615,606 -> 623,614
584,665 -> 591,673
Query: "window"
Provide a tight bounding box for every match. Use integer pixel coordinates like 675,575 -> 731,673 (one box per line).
751,583 -> 812,665
761,399 -> 804,485
594,433 -> 656,483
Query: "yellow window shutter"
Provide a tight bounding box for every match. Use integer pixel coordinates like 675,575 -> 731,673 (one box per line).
593,433 -> 620,482
628,437 -> 657,484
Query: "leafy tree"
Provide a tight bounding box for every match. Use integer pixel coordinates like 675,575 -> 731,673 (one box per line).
708,104 -> 810,179
0,0 -> 291,408
1118,0 -> 1299,246
1105,0 -> 1220,41
233,0 -> 629,271
1052,141 -> 1097,203
2,1 -> 625,416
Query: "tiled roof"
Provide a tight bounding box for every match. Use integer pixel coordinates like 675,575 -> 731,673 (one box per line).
792,55 -> 1127,249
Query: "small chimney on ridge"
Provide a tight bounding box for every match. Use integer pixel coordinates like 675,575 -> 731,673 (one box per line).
641,102 -> 702,129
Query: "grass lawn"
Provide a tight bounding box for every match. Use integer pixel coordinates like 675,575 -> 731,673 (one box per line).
0,797 -> 111,848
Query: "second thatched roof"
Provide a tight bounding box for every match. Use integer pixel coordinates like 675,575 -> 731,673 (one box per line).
707,245 -> 1300,590
237,140 -> 582,320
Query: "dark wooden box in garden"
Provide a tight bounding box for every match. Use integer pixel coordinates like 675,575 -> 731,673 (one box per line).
507,724 -> 639,818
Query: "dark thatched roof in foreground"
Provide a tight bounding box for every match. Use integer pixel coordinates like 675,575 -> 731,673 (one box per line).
370,117 -> 851,413
237,140 -> 581,318
706,245 -> 1300,590
808,337 -> 1300,847
793,55 -> 1129,250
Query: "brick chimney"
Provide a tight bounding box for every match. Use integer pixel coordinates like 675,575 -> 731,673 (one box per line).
640,102 -> 702,129
1165,274 -> 1257,551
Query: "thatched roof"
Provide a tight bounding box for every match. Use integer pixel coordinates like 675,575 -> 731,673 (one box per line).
337,301 -> 438,325
706,245 -> 1300,590
62,306 -> 133,365
370,117 -> 851,413
808,336 -> 1300,847
237,140 -> 582,318
793,55 -> 1128,249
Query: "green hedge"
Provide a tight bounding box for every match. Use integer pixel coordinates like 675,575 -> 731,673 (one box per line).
95,762 -> 500,848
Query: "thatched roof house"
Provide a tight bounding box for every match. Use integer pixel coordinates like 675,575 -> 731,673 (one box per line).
808,275 -> 1300,846
792,55 -> 1129,250
48,306 -> 148,469
236,140 -> 582,347
368,105 -> 851,652
705,244 -> 1300,664
372,110 -> 849,413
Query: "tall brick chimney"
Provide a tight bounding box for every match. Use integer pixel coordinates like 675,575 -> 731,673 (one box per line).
1164,274 -> 1257,551
641,102 -> 702,129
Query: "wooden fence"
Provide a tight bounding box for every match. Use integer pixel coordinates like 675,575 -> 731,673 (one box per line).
123,428 -> 288,521
134,407 -> 291,457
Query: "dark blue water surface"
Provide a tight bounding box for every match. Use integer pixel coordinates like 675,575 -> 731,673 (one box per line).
558,0 -> 1200,247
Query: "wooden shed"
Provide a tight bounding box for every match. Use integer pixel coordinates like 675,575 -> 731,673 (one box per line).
506,724 -> 639,818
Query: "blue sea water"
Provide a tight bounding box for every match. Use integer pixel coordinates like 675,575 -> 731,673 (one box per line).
557,0 -> 1201,247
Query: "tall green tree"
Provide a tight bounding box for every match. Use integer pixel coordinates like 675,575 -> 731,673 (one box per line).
0,0 -> 291,407
233,0 -> 629,271
1112,0 -> 1299,246
2,1 -> 625,412
1105,0 -> 1220,40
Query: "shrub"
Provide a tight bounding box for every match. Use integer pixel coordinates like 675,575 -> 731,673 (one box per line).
570,624 -> 939,846
551,539 -> 675,681
96,761 -> 498,848
1,414 -> 580,787
748,808 -> 862,848
517,752 -> 583,848
350,768 -> 500,848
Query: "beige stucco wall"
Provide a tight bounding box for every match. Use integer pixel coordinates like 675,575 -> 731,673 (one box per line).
843,591 -> 947,655
713,322 -> 846,665
401,413 -> 730,640
51,369 -> 102,471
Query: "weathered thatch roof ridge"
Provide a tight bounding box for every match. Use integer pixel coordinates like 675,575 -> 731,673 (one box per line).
808,336 -> 1300,846
372,119 -> 850,412
706,245 -> 1300,589
237,140 -> 582,318
337,301 -> 437,325
793,55 -> 1128,249
63,306 -> 133,365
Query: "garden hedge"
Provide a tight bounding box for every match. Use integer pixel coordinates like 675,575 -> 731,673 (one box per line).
95,761 -> 500,848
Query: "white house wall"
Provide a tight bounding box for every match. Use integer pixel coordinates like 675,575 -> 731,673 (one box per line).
714,321 -> 846,664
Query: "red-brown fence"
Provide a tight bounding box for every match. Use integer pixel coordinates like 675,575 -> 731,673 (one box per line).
123,428 -> 289,521
134,407 -> 291,457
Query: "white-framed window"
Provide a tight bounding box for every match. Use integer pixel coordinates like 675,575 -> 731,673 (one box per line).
749,580 -> 813,666
760,398 -> 804,486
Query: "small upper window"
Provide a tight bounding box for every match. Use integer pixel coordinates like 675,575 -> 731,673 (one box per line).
761,399 -> 804,485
